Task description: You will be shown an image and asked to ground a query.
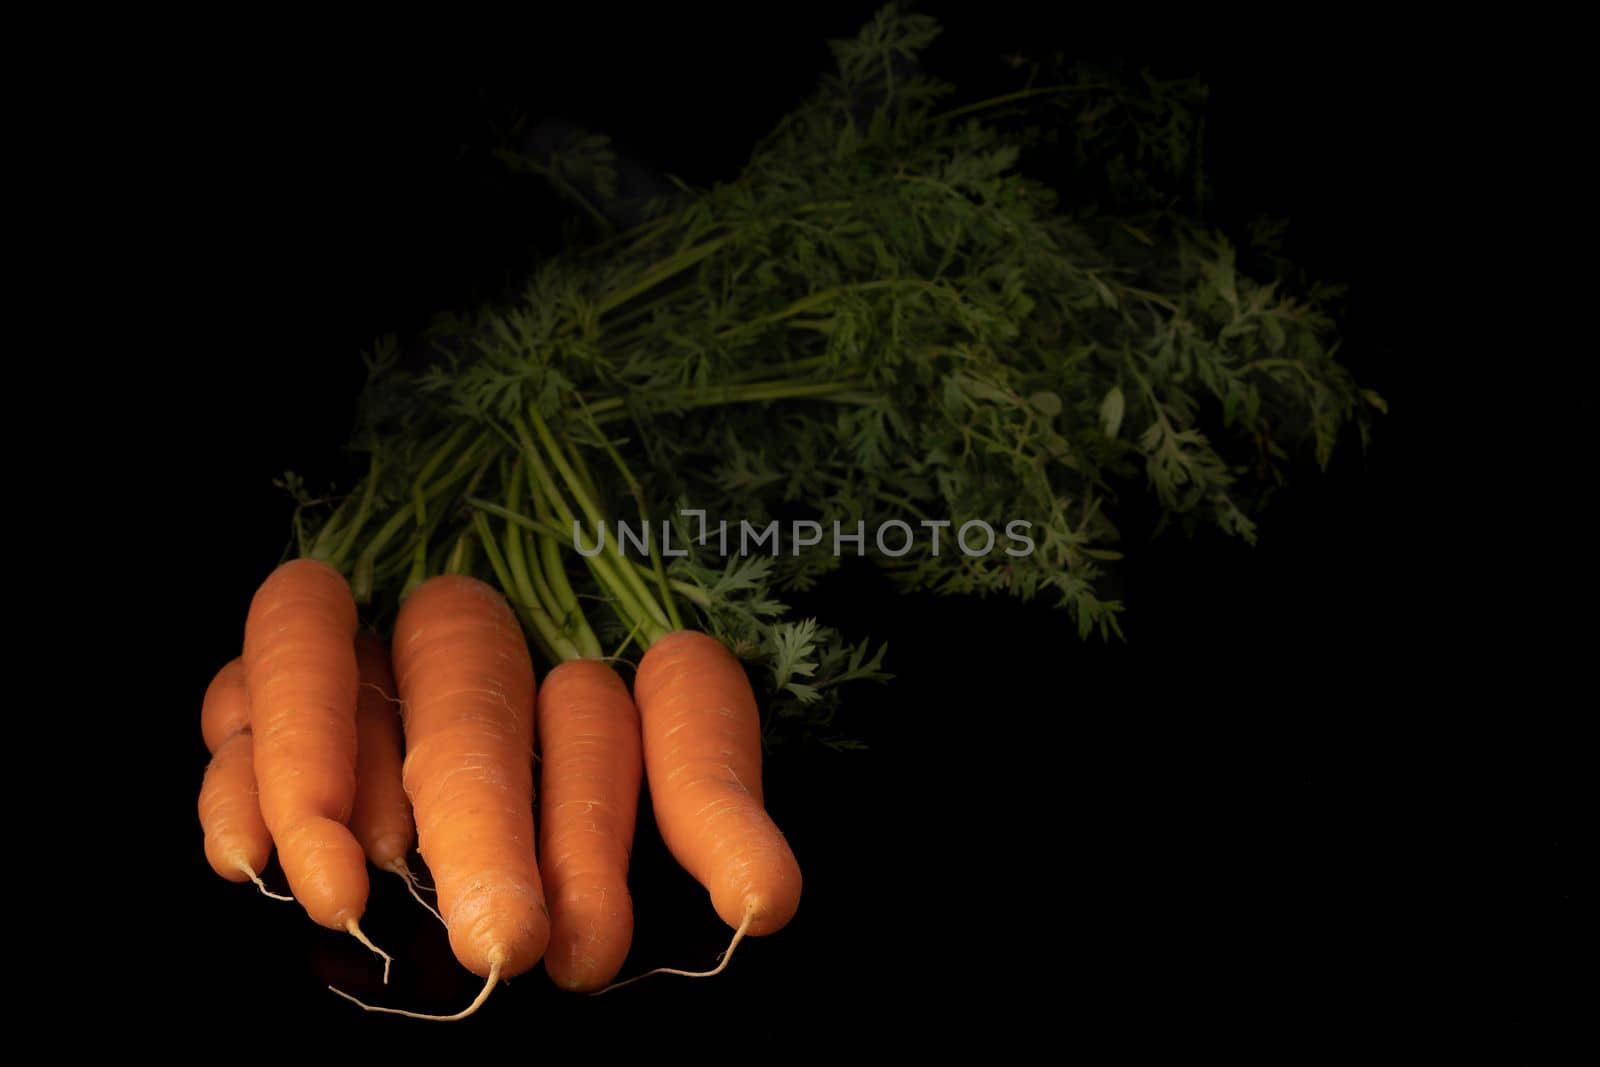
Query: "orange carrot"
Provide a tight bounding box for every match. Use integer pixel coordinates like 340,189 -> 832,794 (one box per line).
537,658 -> 642,992
197,658 -> 289,901
199,732 -> 272,880
350,637 -> 416,866
338,575 -> 547,1020
351,632 -> 440,923
243,559 -> 388,974
616,629 -> 801,985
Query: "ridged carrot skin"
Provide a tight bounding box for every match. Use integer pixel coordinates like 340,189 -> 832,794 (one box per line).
199,730 -> 273,882
393,575 -> 549,979
633,629 -> 802,937
200,658 -> 250,755
351,633 -> 413,873
243,558 -> 367,930
537,659 -> 642,991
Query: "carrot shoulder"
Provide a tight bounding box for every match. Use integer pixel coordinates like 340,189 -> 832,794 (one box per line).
633,629 -> 802,938
538,658 -> 642,992
243,559 -> 369,932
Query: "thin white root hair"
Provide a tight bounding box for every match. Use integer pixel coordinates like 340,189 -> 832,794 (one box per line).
593,907 -> 754,996
389,859 -> 437,892
236,861 -> 293,902
330,958 -> 503,1022
358,680 -> 404,707
385,861 -> 445,926
346,918 -> 394,985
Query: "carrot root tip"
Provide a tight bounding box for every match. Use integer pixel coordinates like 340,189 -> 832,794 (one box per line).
235,861 -> 294,903
592,908 -> 754,996
329,960 -> 502,1022
384,862 -> 445,926
346,918 -> 394,985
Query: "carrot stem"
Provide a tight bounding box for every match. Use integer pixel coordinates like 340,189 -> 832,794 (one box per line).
465,498 -> 565,541
405,482 -> 431,594
595,232 -> 733,316
583,377 -> 875,423
608,616 -> 647,663
473,511 -> 574,663
530,474 -> 603,659
575,399 -> 684,632
623,562 -> 712,609
308,494 -> 354,564
324,452 -> 382,571
481,490 -> 649,643
557,436 -> 672,633
355,428 -> 488,585
444,528 -> 476,577
500,457 -> 546,608
508,415 -> 668,643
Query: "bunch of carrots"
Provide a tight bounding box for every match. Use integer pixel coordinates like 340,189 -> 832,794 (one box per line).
199,3 -> 1378,1022
198,555 -> 800,1020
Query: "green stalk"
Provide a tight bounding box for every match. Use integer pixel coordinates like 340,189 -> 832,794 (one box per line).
813,471 -> 933,522
445,528 -> 477,577
712,279 -> 935,342
335,426 -> 464,570
530,471 -> 602,659
466,498 -> 567,541
507,417 -> 668,644
570,447 -> 673,635
575,401 -> 683,632
320,452 -> 381,570
930,83 -> 1107,125
524,407 -> 671,632
500,457 -> 540,607
405,483 -> 430,596
595,233 -> 734,316
584,377 -> 875,423
375,547 -> 413,588
590,210 -> 677,256
523,407 -> 608,531
608,616 -> 648,664
501,458 -> 571,655
472,511 -> 577,663
721,353 -> 836,384
309,494 -> 355,563
353,428 -> 489,587
473,493 -> 656,650
616,555 -> 712,611
400,454 -> 493,599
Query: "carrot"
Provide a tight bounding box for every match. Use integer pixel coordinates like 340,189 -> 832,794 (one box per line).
609,628 -> 801,988
199,732 -> 273,881
537,658 -> 642,992
198,657 -> 290,901
336,575 -> 548,1020
243,558 -> 389,975
351,633 -> 439,921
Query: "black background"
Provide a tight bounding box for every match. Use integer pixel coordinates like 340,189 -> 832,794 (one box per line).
98,3 -> 1579,1051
